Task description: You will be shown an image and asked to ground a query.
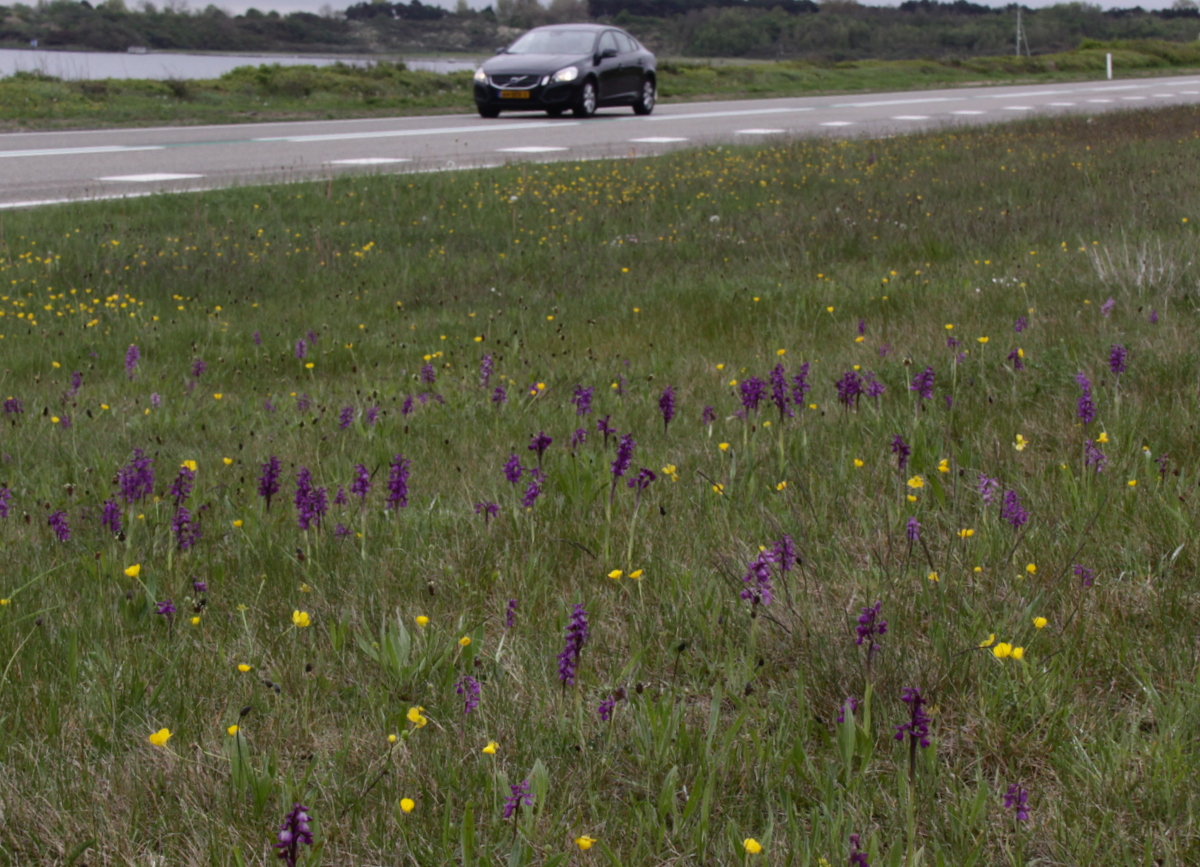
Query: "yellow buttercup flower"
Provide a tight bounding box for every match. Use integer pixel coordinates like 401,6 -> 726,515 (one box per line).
711,484 -> 724,495
1128,479 -> 1138,487
1096,431 -> 1109,443
190,616 -> 201,626
906,494 -> 918,503
482,740 -> 498,754
628,569 -> 644,580
993,643 -> 1013,659
776,481 -> 788,491
938,459 -> 950,473
223,457 -> 234,466
415,615 -> 430,627
743,838 -> 763,855
232,519 -> 243,528
181,460 -> 198,472
292,610 -> 311,628
776,349 -> 786,356
213,393 -> 223,400
907,475 -> 924,489
958,528 -> 975,538
1026,564 -> 1037,575
227,725 -> 239,736
407,706 -> 428,727
1033,616 -> 1048,629
978,633 -> 996,648
237,664 -> 252,673
927,571 -> 939,583
853,458 -> 864,468
608,569 -> 623,580
399,798 -> 415,813
977,336 -> 989,344
1011,646 -> 1025,661
718,442 -> 730,452
1014,434 -> 1028,452
576,836 -> 597,851
124,564 -> 141,578
661,464 -> 679,482
148,728 -> 172,747
458,635 -> 472,647
388,734 -> 398,744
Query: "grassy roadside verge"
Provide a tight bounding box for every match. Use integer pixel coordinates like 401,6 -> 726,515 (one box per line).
1,38 -> 1198,131
0,104 -> 1198,863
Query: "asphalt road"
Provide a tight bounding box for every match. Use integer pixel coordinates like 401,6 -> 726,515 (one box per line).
2,73 -> 1199,210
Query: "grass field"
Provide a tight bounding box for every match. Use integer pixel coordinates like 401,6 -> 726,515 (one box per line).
1,38 -> 1199,130
0,103 -> 1199,866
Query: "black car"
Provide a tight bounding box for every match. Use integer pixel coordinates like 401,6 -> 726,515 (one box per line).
473,24 -> 656,119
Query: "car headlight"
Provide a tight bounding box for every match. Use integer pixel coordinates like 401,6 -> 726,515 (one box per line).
552,66 -> 579,83
473,67 -> 487,84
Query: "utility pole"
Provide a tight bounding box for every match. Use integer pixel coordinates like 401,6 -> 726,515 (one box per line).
1015,7 -> 1029,57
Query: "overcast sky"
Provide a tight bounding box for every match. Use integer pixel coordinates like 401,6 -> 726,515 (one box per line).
211,0 -> 1190,16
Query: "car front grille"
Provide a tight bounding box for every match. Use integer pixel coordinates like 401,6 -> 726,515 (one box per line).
490,74 -> 539,88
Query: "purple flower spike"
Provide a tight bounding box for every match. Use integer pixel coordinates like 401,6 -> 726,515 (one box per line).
570,427 -> 588,449
890,435 -> 910,472
420,362 -> 436,385
479,353 -> 494,388
701,405 -> 717,427
611,434 -> 635,480
894,686 -> 931,749
1074,563 -> 1095,587
155,599 -> 176,620
849,833 -> 870,867
350,464 -> 371,501
837,696 -> 859,724
739,377 -> 766,413
521,469 -> 544,509
739,549 -> 776,607
124,344 -> 140,379
118,449 -> 155,504
1007,347 -> 1025,372
596,414 -> 616,447
1109,344 -> 1127,377
172,506 -> 200,551
836,370 -> 864,410
905,517 -> 920,543
505,598 -> 518,628
294,339 -> 307,360
528,431 -> 553,464
456,676 -> 481,715
1100,297 -> 1115,317
502,780 -> 534,820
1014,316 -> 1028,333
598,697 -> 616,721
1004,784 -> 1030,822
491,385 -> 508,406
294,468 -> 328,531
1076,372 -> 1095,425
258,456 -> 282,511
627,468 -> 656,492
274,803 -> 314,867
101,498 -> 122,535
338,406 -> 354,430
170,466 -> 195,506
977,474 -> 1000,506
1000,490 -> 1029,529
791,362 -> 812,406
386,455 -> 410,511
769,364 -> 793,421
910,366 -> 935,402
659,385 -> 677,431
49,510 -> 70,542
556,603 -> 590,686
855,601 -> 887,651
503,453 -> 524,485
572,385 -> 594,417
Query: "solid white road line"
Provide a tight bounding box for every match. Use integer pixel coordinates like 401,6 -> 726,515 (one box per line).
1002,106 -> 1033,111
327,158 -> 412,165
820,121 -> 853,127
255,121 -> 575,143
497,146 -> 568,153
952,110 -> 985,115
650,107 -> 811,121
891,115 -> 930,120
96,173 -> 203,182
629,137 -> 688,143
735,128 -> 785,134
1048,102 -> 1076,106
0,145 -> 164,159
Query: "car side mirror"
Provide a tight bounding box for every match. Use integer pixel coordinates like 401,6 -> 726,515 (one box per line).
597,47 -> 618,61
495,46 -> 506,54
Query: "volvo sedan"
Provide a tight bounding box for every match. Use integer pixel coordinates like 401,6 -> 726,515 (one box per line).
473,24 -> 656,119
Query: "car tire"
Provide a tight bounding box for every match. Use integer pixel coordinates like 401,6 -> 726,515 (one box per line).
632,77 -> 656,115
478,105 -> 500,119
572,80 -> 597,119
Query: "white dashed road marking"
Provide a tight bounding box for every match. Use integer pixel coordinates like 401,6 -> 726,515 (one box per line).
328,158 -> 412,165
96,173 -> 202,182
629,137 -> 689,143
891,115 -> 930,120
1003,106 -> 1033,111
735,128 -> 785,134
952,110 -> 985,115
497,146 -> 568,153
1048,102 -> 1076,106
819,121 -> 853,127
0,145 -> 164,159
1087,99 -> 1113,103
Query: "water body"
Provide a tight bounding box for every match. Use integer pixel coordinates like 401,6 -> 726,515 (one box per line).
0,47 -> 477,80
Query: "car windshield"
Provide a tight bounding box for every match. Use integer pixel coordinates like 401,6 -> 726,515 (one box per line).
506,30 -> 596,55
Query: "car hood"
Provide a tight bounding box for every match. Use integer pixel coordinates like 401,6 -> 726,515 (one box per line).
482,53 -> 587,75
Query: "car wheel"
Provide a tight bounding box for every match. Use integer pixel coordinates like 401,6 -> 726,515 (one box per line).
572,80 -> 597,118
633,78 -> 656,115
546,107 -> 564,118
478,105 -> 500,119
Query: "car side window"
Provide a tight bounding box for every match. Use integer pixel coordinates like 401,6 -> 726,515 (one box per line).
615,33 -> 636,53
599,32 -> 620,56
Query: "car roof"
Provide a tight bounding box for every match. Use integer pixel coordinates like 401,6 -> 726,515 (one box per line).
525,24 -> 615,33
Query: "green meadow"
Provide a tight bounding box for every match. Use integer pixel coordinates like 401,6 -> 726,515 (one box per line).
0,104 -> 1198,865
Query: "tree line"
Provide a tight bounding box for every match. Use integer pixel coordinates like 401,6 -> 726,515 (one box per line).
1,0 -> 1197,61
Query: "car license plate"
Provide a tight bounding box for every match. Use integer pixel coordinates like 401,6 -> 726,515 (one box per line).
500,90 -> 530,99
